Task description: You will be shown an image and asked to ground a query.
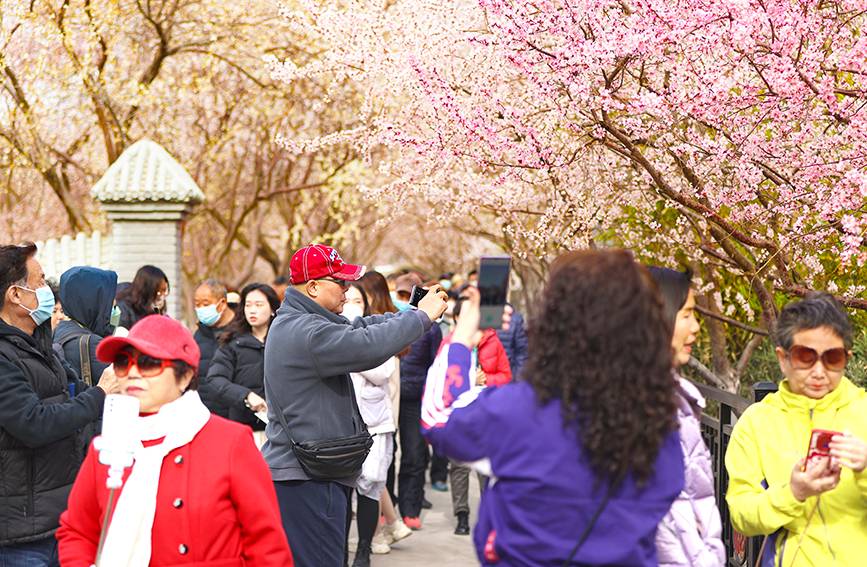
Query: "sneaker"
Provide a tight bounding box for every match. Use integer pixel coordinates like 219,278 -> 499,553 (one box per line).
347,538 -> 358,553
431,480 -> 448,492
382,518 -> 413,544
421,497 -> 433,509
371,533 -> 391,554
402,516 -> 422,530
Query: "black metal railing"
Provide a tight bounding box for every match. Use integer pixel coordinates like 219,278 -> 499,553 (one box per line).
688,380 -> 777,567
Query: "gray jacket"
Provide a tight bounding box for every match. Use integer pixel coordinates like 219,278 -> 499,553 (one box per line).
262,288 -> 430,484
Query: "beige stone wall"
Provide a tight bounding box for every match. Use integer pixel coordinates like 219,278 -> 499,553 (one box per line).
105,202 -> 193,322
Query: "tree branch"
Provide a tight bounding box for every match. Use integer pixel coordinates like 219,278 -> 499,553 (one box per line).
736,332 -> 767,377
773,283 -> 867,310
694,305 -> 769,336
686,356 -> 727,389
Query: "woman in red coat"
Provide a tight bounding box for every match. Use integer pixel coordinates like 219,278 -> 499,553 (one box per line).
56,315 -> 293,567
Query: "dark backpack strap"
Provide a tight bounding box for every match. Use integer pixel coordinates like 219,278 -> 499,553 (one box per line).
53,329 -> 89,362
78,334 -> 92,386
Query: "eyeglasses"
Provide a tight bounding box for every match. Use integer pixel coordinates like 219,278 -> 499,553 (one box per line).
156,289 -> 170,298
786,345 -> 849,371
113,351 -> 173,377
316,278 -> 348,287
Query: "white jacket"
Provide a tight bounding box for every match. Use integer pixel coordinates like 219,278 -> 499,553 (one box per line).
351,357 -> 396,435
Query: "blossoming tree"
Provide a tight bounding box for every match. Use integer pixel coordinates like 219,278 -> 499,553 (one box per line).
0,0 -> 384,294
270,0 -> 867,391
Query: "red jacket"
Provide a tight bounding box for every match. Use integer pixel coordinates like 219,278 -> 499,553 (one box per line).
57,416 -> 293,567
441,330 -> 512,387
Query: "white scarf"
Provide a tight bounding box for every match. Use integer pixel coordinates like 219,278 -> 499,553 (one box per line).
98,391 -> 211,567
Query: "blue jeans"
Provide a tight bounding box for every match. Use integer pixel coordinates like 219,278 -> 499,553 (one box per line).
274,480 -> 352,567
0,537 -> 60,567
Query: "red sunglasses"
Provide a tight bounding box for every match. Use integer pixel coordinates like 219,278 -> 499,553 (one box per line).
113,351 -> 173,377
786,345 -> 849,372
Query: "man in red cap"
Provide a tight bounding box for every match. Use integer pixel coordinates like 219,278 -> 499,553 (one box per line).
263,244 -> 448,567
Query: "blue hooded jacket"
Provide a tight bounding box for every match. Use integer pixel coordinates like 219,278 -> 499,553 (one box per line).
54,267 -> 118,384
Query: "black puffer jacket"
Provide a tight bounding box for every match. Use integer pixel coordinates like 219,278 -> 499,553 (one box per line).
114,299 -> 157,332
0,318 -> 104,545
206,333 -> 266,430
194,323 -> 230,418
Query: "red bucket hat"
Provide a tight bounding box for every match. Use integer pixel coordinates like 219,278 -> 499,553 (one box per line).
96,314 -> 200,368
289,245 -> 366,285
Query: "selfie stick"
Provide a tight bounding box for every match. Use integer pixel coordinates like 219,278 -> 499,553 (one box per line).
92,395 -> 139,566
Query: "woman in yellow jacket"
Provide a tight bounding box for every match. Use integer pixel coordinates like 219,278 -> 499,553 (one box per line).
726,292 -> 867,567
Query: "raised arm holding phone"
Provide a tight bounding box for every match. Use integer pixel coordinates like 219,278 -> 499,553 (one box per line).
421,251 -> 685,567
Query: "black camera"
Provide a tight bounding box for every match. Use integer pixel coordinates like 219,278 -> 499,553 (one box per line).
408,285 -> 426,308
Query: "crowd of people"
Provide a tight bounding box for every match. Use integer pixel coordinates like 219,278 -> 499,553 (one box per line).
1,239 -> 865,567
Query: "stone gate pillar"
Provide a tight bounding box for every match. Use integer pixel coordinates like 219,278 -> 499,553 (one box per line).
91,140 -> 204,322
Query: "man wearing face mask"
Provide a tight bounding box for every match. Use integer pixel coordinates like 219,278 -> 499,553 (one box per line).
0,243 -> 119,565
194,279 -> 235,418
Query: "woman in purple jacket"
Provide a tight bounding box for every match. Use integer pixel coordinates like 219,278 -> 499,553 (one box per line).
647,267 -> 725,567
421,250 -> 685,566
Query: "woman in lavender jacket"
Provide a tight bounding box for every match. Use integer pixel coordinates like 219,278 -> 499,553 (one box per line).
647,267 -> 725,567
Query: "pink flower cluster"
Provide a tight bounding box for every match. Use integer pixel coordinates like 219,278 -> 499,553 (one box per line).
271,0 -> 867,292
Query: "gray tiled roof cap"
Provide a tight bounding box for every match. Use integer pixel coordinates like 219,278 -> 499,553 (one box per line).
90,139 -> 205,204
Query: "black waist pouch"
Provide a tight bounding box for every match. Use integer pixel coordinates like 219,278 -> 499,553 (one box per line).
291,431 -> 374,479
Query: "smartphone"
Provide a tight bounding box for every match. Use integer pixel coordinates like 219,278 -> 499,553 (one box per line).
803,429 -> 841,471
408,285 -> 427,309
97,394 -> 140,468
478,257 -> 511,329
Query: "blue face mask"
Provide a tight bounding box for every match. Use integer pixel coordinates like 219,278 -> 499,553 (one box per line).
18,285 -> 55,326
195,303 -> 222,326
393,299 -> 411,312
109,305 -> 121,328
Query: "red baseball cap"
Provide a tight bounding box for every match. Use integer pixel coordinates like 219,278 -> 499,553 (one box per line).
289,245 -> 366,285
96,314 -> 200,368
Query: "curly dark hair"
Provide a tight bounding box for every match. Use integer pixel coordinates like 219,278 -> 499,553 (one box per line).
522,249 -> 679,488
220,283 -> 281,346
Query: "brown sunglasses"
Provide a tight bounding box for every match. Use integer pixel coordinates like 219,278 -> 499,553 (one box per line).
786,345 -> 849,371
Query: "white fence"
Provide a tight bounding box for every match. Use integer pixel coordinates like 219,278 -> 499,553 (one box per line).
35,231 -> 113,281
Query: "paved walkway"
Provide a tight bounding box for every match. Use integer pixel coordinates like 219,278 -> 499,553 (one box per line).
349,476 -> 482,567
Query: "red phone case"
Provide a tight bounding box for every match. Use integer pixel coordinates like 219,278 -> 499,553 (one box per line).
803,429 -> 841,471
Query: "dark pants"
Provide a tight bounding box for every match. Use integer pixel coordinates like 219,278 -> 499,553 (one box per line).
430,447 -> 449,484
386,436 -> 397,505
398,398 -> 426,518
274,479 -> 352,567
0,537 -> 59,567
